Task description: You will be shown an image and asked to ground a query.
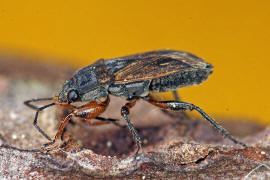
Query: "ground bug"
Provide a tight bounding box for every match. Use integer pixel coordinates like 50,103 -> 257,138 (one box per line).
24,50 -> 247,153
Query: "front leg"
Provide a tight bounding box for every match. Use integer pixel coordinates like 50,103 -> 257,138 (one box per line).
145,97 -> 247,147
43,99 -> 109,151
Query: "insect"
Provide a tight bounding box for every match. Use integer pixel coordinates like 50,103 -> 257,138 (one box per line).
24,50 -> 246,153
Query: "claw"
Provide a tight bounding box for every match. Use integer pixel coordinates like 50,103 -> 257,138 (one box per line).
135,137 -> 142,156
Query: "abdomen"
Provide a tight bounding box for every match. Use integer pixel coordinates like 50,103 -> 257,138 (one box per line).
149,68 -> 212,92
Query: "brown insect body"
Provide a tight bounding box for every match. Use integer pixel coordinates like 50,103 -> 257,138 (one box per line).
58,50 -> 213,103
24,50 -> 246,153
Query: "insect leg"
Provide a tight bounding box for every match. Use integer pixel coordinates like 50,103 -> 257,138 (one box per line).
173,90 -> 180,101
64,116 -> 125,127
27,102 -> 56,141
43,100 -> 109,151
145,97 -> 247,147
32,103 -> 56,141
120,98 -> 142,154
161,90 -> 180,117
95,117 -> 126,128
161,91 -> 190,120
42,113 -> 73,150
24,97 -> 59,141
24,97 -> 55,110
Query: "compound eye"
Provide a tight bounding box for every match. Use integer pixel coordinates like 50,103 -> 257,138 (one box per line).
67,89 -> 79,103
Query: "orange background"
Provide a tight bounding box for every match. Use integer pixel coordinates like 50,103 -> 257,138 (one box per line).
0,1 -> 269,124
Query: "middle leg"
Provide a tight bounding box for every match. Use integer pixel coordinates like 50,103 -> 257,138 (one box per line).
94,116 -> 126,128
120,97 -> 142,154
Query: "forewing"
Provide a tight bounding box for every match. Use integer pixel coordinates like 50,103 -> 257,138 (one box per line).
114,50 -> 205,84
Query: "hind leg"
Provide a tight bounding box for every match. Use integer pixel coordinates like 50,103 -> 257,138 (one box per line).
161,90 -> 189,120
145,96 -> 247,147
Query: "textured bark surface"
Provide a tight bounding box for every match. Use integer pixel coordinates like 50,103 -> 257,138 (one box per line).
0,54 -> 270,179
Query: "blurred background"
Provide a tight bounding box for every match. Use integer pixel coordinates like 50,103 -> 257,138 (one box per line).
0,0 -> 269,124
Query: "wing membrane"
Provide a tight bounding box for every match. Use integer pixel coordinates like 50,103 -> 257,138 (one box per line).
114,50 -> 205,84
